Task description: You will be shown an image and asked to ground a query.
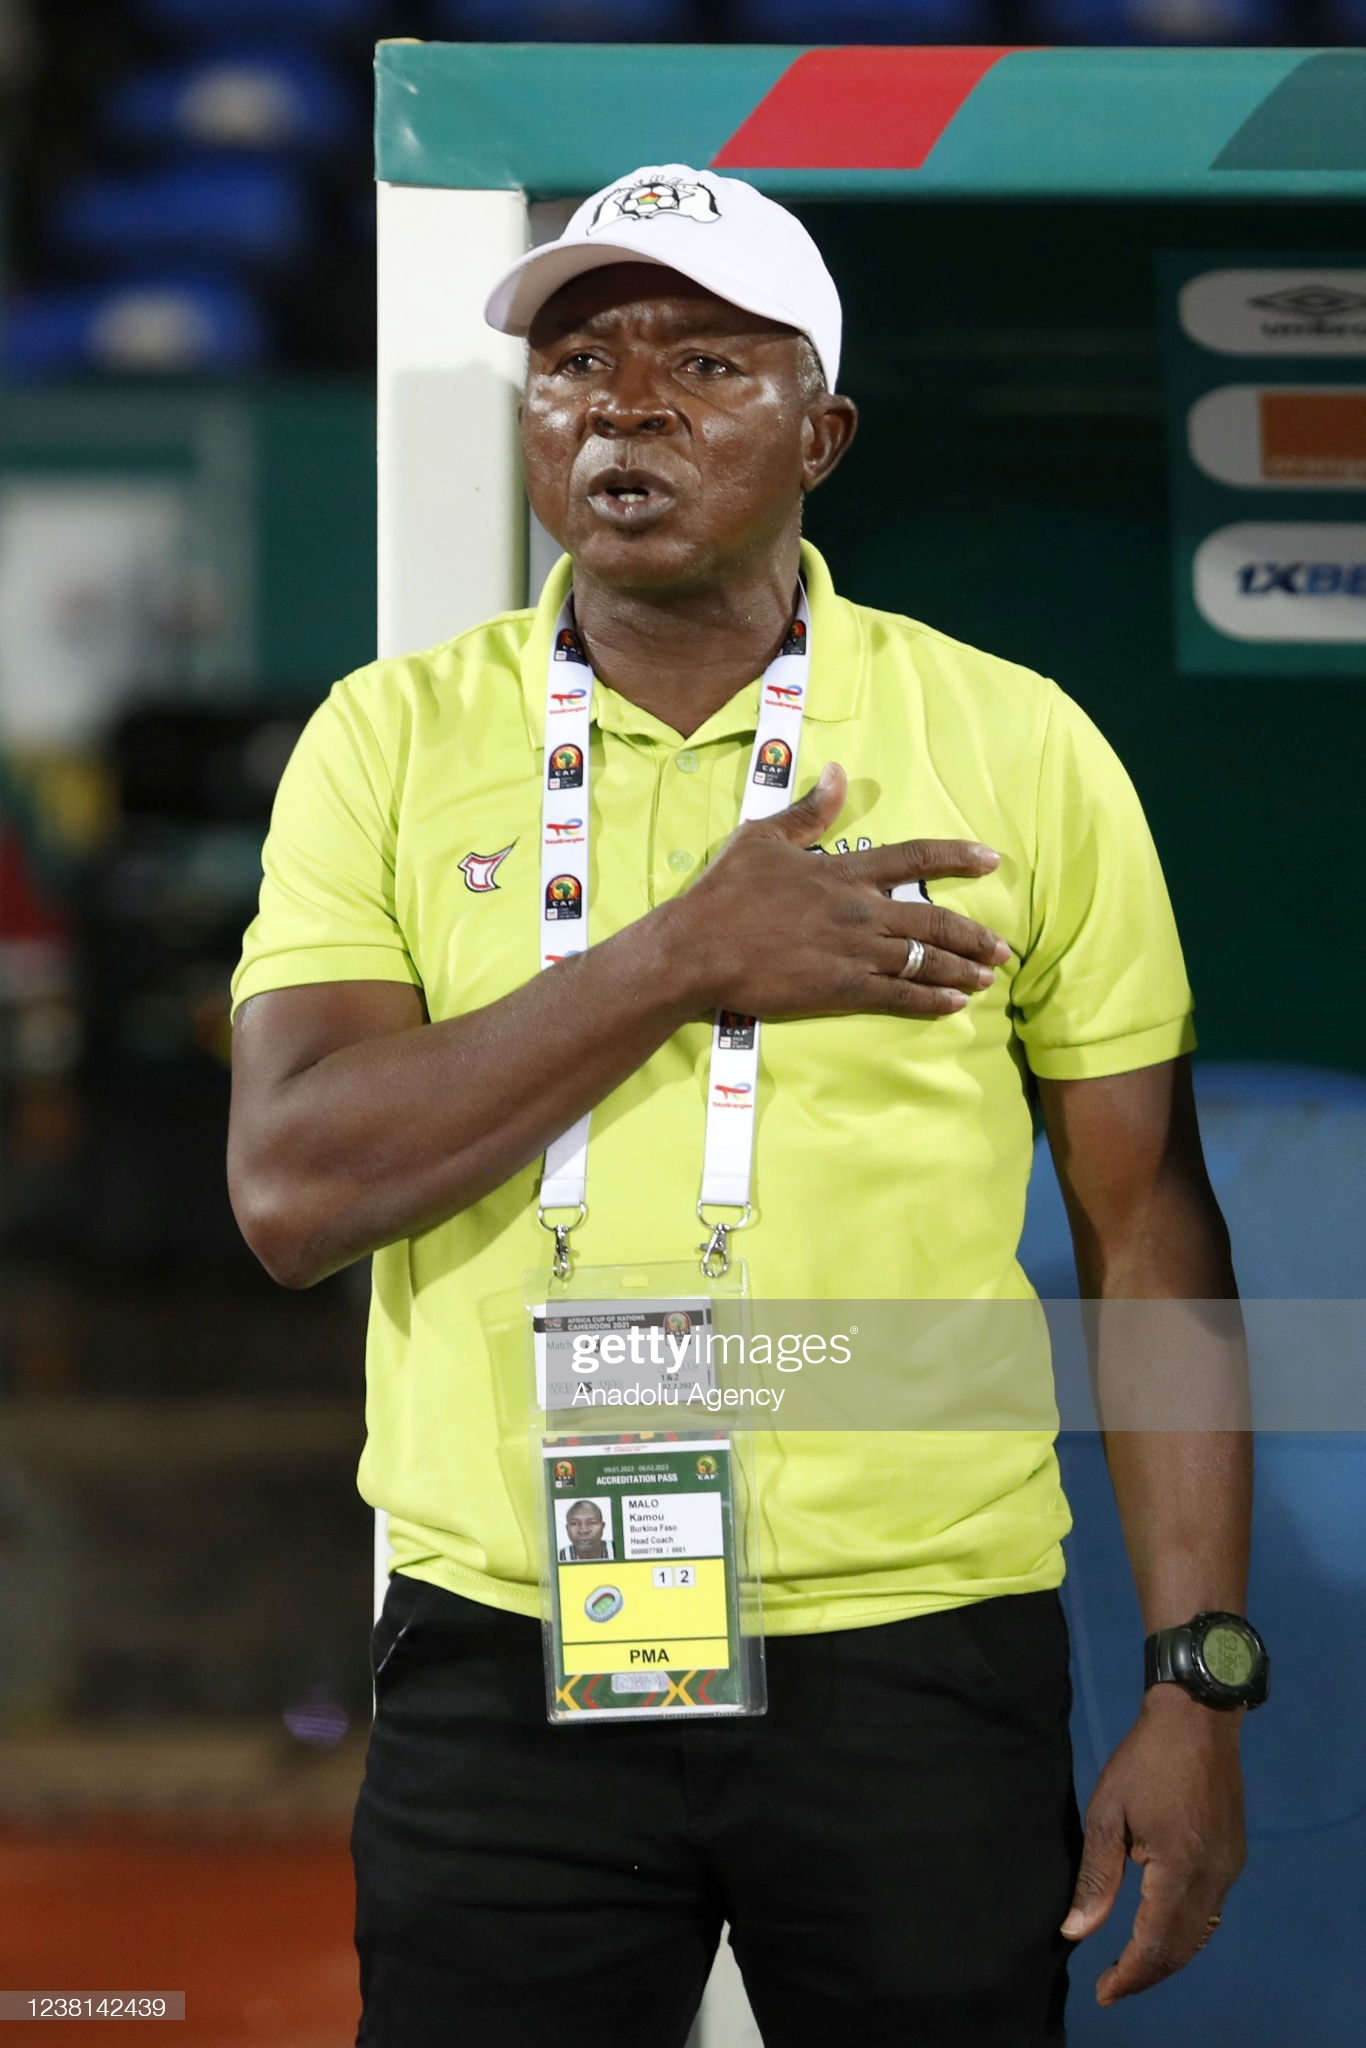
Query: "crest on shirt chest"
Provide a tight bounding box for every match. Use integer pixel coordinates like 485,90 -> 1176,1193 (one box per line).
458,844 -> 515,892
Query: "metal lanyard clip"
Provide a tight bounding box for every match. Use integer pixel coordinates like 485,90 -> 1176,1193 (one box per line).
696,1202 -> 752,1280
538,1203 -> 587,1282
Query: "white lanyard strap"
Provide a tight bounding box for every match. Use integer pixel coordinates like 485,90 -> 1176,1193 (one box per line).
536,591 -> 810,1279
538,605 -> 593,1272
696,592 -> 809,1275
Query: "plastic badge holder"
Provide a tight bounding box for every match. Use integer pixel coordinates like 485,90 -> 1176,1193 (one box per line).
525,1259 -> 766,1725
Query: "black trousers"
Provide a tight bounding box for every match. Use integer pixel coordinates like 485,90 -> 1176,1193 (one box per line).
353,1574 -> 1082,2048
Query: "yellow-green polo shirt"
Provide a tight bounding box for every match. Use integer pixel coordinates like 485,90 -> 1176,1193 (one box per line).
232,543 -> 1195,1632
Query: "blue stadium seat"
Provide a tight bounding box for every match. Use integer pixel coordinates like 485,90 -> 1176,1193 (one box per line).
431,0 -> 691,36
2,276 -> 266,378
134,0 -> 378,35
52,158 -> 309,269
733,0 -> 996,36
106,47 -> 356,155
1021,1062 -> 1366,2047
1028,0 -> 1283,40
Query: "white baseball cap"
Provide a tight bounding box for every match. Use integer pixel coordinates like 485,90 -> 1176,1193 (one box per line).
484,164 -> 842,391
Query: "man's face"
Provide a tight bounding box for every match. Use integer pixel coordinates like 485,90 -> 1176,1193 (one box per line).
566,1505 -> 605,1554
522,264 -> 845,595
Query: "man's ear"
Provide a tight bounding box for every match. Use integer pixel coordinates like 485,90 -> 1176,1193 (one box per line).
801,395 -> 858,494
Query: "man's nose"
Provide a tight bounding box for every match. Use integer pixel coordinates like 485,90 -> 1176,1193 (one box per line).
587,361 -> 676,438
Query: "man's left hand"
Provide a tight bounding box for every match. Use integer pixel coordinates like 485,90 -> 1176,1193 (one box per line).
1060,1686 -> 1247,2006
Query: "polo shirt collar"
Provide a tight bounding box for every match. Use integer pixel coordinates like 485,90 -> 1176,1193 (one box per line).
517,541 -> 868,752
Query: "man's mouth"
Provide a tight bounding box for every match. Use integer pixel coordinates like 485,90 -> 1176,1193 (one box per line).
585,468 -> 676,527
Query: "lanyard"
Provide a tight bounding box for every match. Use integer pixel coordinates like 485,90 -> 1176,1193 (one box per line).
537,591 -> 811,1280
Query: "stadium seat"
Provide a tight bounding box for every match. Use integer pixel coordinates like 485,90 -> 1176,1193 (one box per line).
2,276 -> 266,378
105,47 -> 356,155
133,0 -> 378,36
1020,1062 -> 1366,2047
733,0 -> 996,37
430,0 -> 692,37
51,158 -> 309,269
1027,0 -> 1283,40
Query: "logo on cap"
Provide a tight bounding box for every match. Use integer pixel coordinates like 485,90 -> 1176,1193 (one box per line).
589,177 -> 720,234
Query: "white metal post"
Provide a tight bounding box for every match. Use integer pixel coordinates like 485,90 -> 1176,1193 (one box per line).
376,183 -> 528,659
372,182 -> 528,1614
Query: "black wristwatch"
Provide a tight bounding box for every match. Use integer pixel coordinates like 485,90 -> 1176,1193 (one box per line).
1144,1611 -> 1270,1711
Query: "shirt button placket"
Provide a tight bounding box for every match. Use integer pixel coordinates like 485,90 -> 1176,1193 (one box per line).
653,744 -> 711,899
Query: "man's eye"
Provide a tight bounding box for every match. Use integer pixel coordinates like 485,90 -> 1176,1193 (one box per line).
685,355 -> 730,377
561,352 -> 601,375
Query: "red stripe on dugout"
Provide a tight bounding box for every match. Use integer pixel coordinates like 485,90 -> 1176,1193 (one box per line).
711,46 -> 1023,172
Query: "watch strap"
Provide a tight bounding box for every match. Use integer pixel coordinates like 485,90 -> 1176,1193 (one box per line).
1144,1624 -> 1191,1690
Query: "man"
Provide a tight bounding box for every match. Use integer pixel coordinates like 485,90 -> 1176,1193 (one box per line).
229,165 -> 1260,2046
559,1501 -> 613,1562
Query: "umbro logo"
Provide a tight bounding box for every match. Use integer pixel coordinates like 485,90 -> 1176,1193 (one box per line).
459,846 -> 514,892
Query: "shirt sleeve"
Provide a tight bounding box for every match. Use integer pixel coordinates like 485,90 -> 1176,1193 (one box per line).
1010,686 -> 1196,1082
231,673 -> 421,1014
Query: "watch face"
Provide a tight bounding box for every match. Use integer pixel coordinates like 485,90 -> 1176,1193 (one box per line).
1201,1621 -> 1257,1689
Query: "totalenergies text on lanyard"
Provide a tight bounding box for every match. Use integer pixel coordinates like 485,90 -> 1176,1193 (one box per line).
537,590 -> 812,1281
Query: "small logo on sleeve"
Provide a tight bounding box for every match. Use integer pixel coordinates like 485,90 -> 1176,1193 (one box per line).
545,874 -> 583,920
458,846 -> 514,892
711,1081 -> 753,1108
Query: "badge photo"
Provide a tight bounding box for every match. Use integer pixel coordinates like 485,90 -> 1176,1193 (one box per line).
558,1496 -> 615,1564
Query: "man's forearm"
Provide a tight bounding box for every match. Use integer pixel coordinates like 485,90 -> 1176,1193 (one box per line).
1100,1430 -> 1251,1634
1090,1193 -> 1251,1636
1040,1062 -> 1253,1635
229,904 -> 702,1287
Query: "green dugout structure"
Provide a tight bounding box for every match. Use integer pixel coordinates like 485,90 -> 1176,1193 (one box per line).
373,47 -> 1366,2048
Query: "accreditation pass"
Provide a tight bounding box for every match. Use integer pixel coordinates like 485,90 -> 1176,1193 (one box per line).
542,1436 -> 746,1721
